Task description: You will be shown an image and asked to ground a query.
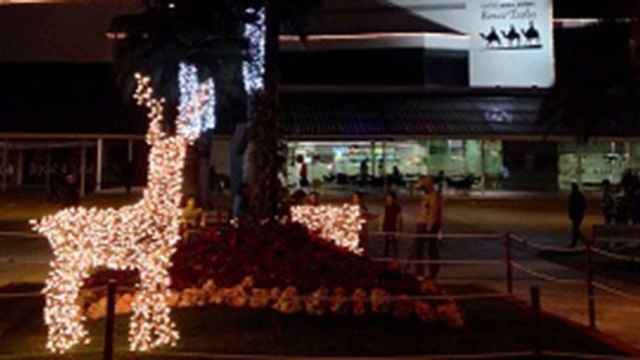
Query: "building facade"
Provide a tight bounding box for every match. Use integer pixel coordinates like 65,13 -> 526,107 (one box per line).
0,0 -> 639,193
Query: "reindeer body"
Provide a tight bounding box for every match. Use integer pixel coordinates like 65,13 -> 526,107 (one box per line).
32,66 -> 214,353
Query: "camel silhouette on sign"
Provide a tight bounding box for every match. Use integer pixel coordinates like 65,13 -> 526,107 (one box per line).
521,21 -> 541,44
480,27 -> 501,47
501,25 -> 521,46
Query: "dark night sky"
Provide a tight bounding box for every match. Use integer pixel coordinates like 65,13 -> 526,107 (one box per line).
0,0 -> 637,62
0,1 -> 142,62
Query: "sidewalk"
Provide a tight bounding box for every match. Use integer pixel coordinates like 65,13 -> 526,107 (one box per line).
1,192 -> 638,352
366,230 -> 640,351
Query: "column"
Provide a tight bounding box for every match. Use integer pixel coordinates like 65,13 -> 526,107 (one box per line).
370,141 -> 376,178
625,141 -> 632,169
127,139 -> 134,163
576,142 -> 584,188
480,140 -> 487,191
382,142 -> 387,176
45,147 -> 52,193
16,149 -> 23,187
80,142 -> 87,198
1,140 -> 8,192
127,139 -> 134,193
381,142 -> 388,190
96,138 -> 104,192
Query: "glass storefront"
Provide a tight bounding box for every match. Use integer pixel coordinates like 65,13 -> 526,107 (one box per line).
558,142 -> 637,190
286,140 -> 504,187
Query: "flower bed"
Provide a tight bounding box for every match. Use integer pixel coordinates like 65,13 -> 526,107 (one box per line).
83,223 -> 463,327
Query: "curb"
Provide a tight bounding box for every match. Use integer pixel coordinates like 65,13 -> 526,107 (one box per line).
507,296 -> 640,357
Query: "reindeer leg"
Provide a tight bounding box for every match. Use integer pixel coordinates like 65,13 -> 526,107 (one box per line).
43,261 -> 89,353
129,263 -> 178,352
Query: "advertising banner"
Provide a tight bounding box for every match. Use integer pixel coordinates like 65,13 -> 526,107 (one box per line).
469,0 -> 554,87
389,0 -> 555,87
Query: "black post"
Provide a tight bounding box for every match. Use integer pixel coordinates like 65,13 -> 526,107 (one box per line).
530,286 -> 542,357
586,241 -> 597,330
505,233 -> 514,294
103,280 -> 117,360
265,0 -> 280,102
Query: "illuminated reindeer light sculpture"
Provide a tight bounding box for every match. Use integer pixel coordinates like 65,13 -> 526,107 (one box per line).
31,64 -> 216,353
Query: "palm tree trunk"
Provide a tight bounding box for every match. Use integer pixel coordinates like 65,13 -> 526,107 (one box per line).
265,0 -> 280,100
251,1 -> 283,220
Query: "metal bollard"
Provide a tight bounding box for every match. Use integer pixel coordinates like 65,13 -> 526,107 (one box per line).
103,280 -> 117,360
586,241 -> 597,330
505,233 -> 514,294
530,285 -> 542,357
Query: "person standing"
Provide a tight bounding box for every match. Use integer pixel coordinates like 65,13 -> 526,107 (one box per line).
64,173 -> 79,206
352,191 -> 373,255
568,183 -> 587,248
233,183 -> 253,223
306,191 -> 320,206
297,155 -> 309,188
380,192 -> 403,258
359,159 -> 369,187
414,176 -> 443,279
435,170 -> 446,193
601,180 -> 616,225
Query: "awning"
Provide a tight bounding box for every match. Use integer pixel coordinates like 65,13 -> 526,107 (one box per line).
277,87 -> 546,140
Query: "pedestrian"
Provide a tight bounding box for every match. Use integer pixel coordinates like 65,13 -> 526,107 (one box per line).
436,170 -> 446,193
360,159 -> 369,187
601,180 -> 616,225
233,183 -> 253,223
568,183 -> 587,247
307,191 -> 320,206
631,185 -> 640,225
64,173 -> 79,206
391,166 -> 402,186
352,191 -> 372,255
380,191 -> 403,258
414,176 -> 443,279
297,155 -> 309,188
209,165 -> 219,193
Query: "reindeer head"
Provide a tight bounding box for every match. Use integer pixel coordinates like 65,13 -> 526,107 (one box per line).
134,63 -> 217,145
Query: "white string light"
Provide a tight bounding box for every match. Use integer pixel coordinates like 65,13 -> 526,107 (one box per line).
242,7 -> 266,96
31,64 -> 216,354
178,63 -> 216,140
290,205 -> 366,255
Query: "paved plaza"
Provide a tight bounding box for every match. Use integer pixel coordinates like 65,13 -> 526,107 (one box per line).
0,190 -> 639,351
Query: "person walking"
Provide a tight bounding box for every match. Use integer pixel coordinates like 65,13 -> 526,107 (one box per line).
601,180 -> 616,225
414,176 -> 443,279
380,191 -> 403,258
568,183 -> 587,248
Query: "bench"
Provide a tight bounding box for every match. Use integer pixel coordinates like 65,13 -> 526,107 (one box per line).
593,225 -> 640,251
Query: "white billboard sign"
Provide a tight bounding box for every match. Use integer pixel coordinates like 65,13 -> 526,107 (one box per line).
389,0 -> 555,87
469,0 -> 554,87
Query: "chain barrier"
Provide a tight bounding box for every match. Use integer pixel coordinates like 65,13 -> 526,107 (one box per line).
3,350 -> 637,360
370,232 -> 504,240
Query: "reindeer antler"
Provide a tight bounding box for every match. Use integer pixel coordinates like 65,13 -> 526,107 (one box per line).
134,73 -> 167,145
